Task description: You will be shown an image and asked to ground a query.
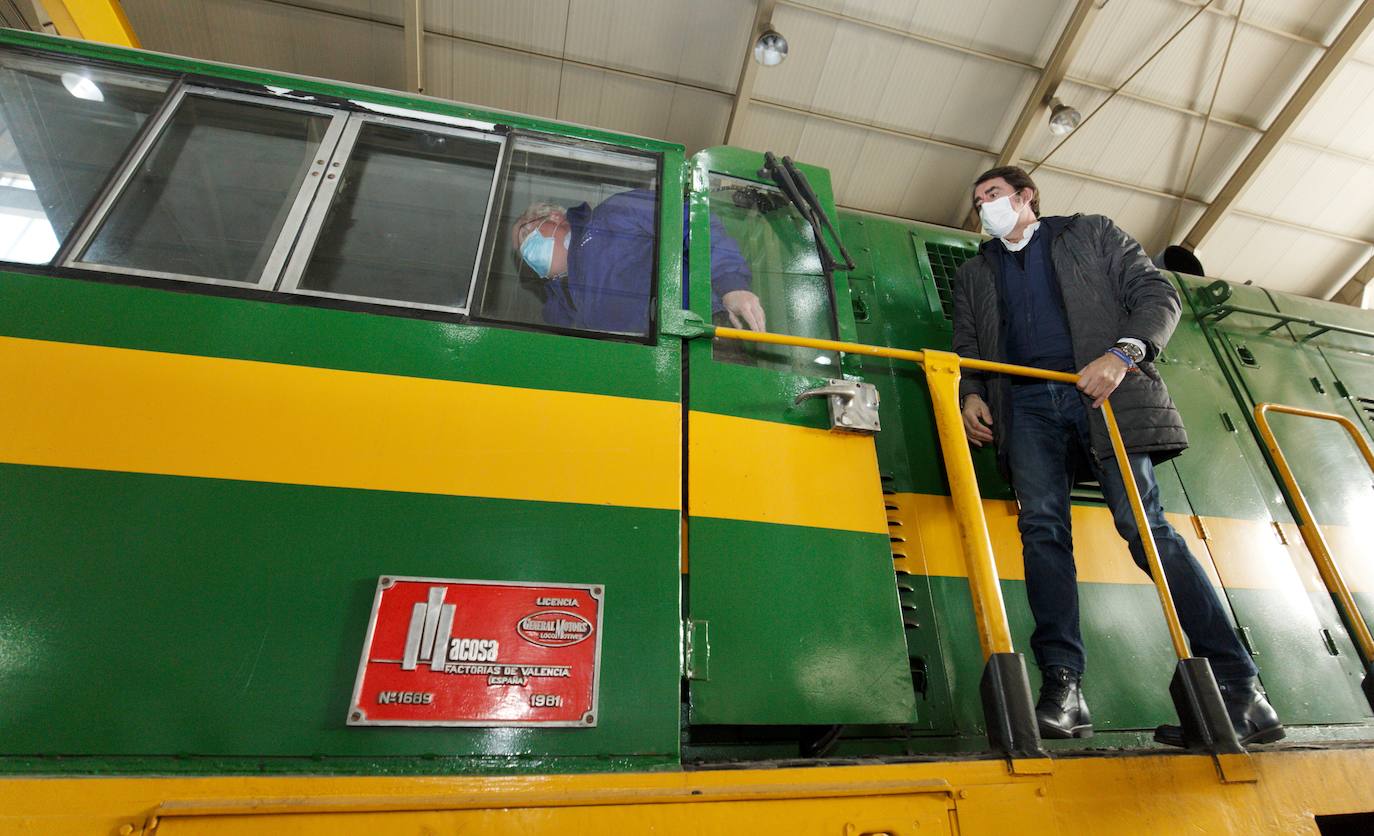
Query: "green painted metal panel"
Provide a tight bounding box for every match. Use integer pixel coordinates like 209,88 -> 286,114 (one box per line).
0,271 -> 679,402
1149,282 -> 1372,723
1178,276 -> 1374,677
0,33 -> 694,776
838,214 -> 1009,501
684,151 -> 914,726
0,464 -> 682,770
686,518 -> 913,725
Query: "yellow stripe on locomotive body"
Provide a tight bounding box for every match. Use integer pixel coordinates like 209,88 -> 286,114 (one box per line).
688,409 -> 889,535
0,335 -> 680,511
888,491 -> 1374,592
3,748 -> 1373,834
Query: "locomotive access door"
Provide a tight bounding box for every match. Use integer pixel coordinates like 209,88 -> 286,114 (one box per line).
681,148 -> 915,726
1184,279 -> 1374,723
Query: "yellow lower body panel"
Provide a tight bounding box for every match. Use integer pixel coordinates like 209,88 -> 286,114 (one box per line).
4,749 -> 1373,835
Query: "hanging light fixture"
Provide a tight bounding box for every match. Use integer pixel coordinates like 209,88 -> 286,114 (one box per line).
60,71 -> 103,102
1047,98 -> 1081,136
753,30 -> 789,66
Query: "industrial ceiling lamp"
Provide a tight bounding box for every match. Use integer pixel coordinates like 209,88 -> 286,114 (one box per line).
753,30 -> 789,66
60,71 -> 103,102
1047,98 -> 1081,136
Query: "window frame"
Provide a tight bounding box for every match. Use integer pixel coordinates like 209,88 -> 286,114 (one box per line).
468,130 -> 665,343
61,85 -> 350,291
276,110 -> 508,316
0,42 -> 673,344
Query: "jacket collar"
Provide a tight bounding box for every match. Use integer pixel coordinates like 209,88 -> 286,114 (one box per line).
977,213 -> 1080,257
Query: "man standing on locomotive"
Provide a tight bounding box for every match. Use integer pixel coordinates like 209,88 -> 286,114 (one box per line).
512,191 -> 766,335
952,165 -> 1284,746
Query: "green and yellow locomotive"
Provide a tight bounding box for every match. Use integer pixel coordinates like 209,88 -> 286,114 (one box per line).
1,29 -> 1372,835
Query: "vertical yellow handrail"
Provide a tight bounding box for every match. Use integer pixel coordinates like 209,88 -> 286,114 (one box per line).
712,326 -> 1193,663
1253,403 -> 1374,662
922,350 -> 1014,657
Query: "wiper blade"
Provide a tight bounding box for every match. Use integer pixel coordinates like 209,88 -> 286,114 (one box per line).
781,155 -> 855,271
759,151 -> 839,273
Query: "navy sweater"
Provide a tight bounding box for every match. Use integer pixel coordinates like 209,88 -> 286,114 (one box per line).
995,228 -> 1075,374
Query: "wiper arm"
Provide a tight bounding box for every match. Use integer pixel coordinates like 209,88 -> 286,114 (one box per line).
781,155 -> 855,271
759,151 -> 839,273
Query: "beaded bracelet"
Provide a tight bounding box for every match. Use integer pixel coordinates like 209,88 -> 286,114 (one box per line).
1107,346 -> 1135,367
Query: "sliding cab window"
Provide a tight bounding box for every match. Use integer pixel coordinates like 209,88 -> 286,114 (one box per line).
475,136 -> 660,339
279,115 -> 503,312
0,51 -> 171,264
68,88 -> 347,288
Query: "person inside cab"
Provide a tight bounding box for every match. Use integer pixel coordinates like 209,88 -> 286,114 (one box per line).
512,191 -> 766,335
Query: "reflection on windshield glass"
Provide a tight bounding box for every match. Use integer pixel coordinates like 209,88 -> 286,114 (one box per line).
0,53 -> 170,264
708,174 -> 839,374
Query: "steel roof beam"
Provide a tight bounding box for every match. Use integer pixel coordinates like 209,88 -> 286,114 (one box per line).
36,0 -> 139,47
964,0 -> 1101,229
725,0 -> 779,145
1183,0 -> 1374,250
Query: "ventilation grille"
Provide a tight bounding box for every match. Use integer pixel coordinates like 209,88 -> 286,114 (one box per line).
924,241 -> 977,320
1359,396 -> 1374,423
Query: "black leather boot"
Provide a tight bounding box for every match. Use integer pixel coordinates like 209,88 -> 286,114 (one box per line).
1036,666 -> 1093,739
1154,676 -> 1285,748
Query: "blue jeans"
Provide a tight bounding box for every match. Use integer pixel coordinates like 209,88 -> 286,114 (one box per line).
1007,381 -> 1257,682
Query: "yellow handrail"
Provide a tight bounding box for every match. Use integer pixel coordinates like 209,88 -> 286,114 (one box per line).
1252,403 -> 1374,662
712,326 -> 1192,662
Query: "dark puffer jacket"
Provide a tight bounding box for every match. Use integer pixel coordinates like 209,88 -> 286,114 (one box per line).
951,213 -> 1187,476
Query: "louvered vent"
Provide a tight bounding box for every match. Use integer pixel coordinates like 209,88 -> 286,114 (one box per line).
1358,396 -> 1374,422
924,241 -> 977,320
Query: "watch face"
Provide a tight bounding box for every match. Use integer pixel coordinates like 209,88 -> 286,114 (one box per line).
1117,342 -> 1144,361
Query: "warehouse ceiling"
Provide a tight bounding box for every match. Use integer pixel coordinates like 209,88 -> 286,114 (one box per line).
51,1 -> 1374,303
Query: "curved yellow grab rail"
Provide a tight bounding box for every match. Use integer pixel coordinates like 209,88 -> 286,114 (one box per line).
1253,403 -> 1374,662
712,326 -> 1191,662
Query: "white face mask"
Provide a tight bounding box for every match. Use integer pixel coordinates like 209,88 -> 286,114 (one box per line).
979,194 -> 1022,238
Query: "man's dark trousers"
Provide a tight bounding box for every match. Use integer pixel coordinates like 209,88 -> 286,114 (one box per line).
1007,380 -> 1257,683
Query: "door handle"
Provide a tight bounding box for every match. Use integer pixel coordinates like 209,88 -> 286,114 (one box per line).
795,379 -> 880,433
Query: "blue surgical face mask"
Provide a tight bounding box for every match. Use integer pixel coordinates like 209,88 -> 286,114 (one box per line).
520,229 -> 556,279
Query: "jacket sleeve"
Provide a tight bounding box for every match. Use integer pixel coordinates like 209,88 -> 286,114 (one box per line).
1095,215 -> 1180,361
951,262 -> 987,402
707,214 -> 753,311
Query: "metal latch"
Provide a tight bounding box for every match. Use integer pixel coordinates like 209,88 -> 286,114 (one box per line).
795,379 -> 880,434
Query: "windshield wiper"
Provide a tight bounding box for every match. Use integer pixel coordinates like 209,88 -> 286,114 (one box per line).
759,151 -> 856,273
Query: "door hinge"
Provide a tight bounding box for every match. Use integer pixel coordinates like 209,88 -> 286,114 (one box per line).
1237,625 -> 1258,656
1321,628 -> 1340,656
683,619 -> 709,680
1190,514 -> 1211,541
1271,521 -> 1288,545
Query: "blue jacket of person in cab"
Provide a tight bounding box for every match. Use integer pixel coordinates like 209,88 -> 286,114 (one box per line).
512,189 -> 766,335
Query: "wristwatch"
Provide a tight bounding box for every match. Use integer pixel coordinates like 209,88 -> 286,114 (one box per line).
1113,340 -> 1145,365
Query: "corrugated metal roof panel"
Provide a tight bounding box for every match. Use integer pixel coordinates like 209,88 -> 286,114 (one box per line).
124,0 -> 405,89
1293,58 -> 1374,160
563,0 -> 751,92
1023,80 -> 1260,201
1196,212 -> 1372,296
804,0 -> 1072,65
423,33 -> 561,120
1236,142 -> 1374,240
